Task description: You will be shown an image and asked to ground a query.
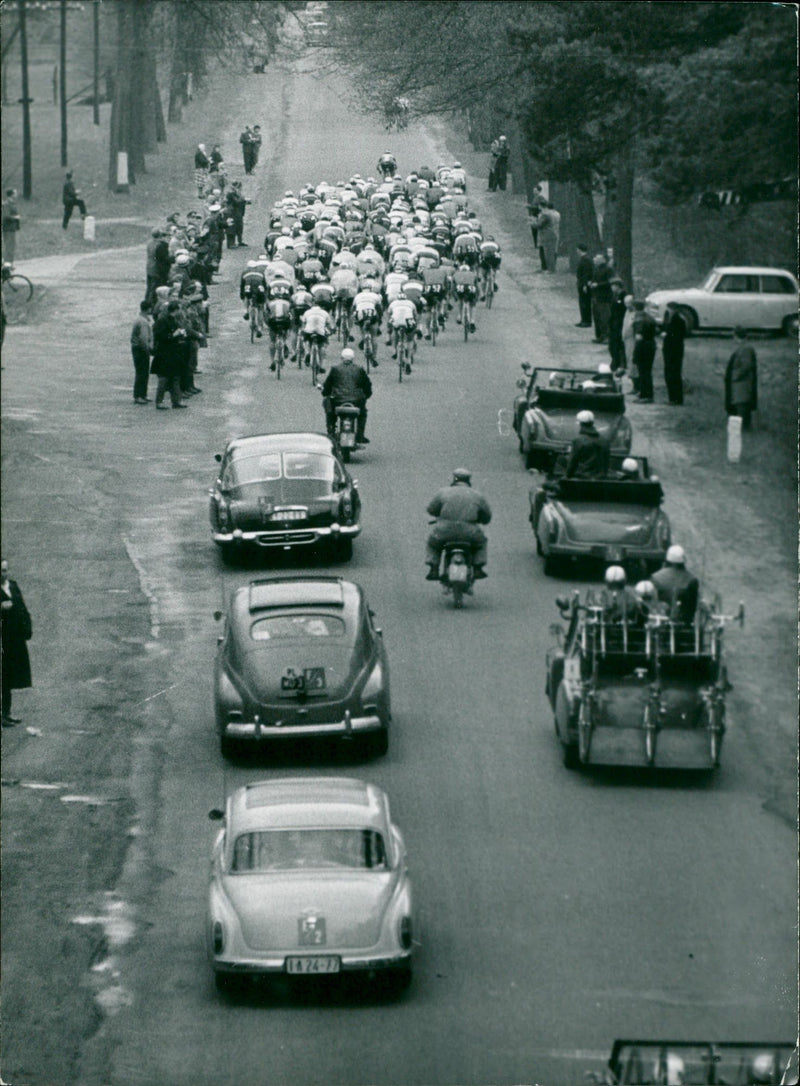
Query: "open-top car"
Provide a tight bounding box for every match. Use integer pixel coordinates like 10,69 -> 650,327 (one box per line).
513,365 -> 632,470
598,1039 -> 797,1085
644,265 -> 799,335
530,455 -> 671,576
207,777 -> 414,994
214,577 -> 390,759
209,432 -> 361,563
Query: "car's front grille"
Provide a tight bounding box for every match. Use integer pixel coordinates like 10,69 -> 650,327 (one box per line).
255,531 -> 318,546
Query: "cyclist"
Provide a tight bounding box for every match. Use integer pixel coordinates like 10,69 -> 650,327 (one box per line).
265,293 -> 293,371
310,278 -> 335,312
297,251 -> 325,287
478,236 -> 502,299
240,260 -> 267,337
452,228 -> 481,268
330,264 -> 359,340
299,302 -> 333,371
290,286 -> 314,360
377,152 -> 398,180
387,288 -> 419,371
453,262 -> 479,333
353,285 -> 383,366
421,263 -> 448,335
331,247 -> 359,272
450,162 -> 467,189
356,243 -> 385,280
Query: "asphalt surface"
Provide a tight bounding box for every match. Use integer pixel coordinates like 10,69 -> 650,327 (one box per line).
2,59 -> 796,1086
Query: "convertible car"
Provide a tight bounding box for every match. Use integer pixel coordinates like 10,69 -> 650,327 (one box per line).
207,777 -> 414,994
603,1040 -> 797,1085
209,432 -> 361,563
214,577 -> 390,759
530,456 -> 671,576
513,365 -> 632,470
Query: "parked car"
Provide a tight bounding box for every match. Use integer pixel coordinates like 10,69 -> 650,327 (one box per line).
209,432 -> 361,563
530,455 -> 670,576
513,365 -> 632,471
207,777 -> 414,995
645,266 -> 799,335
214,576 -> 390,759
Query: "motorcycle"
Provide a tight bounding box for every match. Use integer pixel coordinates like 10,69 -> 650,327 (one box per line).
437,541 -> 476,608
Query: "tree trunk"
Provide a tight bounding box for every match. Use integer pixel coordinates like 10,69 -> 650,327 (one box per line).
610,143 -> 635,290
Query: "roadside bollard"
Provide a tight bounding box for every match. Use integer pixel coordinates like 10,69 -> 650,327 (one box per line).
727,415 -> 742,462
83,215 -> 96,242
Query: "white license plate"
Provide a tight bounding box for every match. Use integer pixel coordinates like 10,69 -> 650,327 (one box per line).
448,563 -> 468,583
340,432 -> 356,447
285,956 -> 340,975
272,509 -> 306,521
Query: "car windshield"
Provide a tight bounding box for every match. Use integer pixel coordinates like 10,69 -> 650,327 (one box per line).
700,270 -> 717,291
231,828 -> 388,872
223,452 -> 338,489
250,614 -> 345,640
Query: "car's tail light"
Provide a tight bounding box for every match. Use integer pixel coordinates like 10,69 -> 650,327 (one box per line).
212,921 -> 225,955
340,494 -> 353,521
361,660 -> 383,701
217,500 -> 231,531
399,916 -> 413,950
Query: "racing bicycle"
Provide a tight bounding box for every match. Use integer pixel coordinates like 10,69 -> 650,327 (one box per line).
481,265 -> 497,308
396,326 -> 415,382
457,290 -> 475,341
361,322 -> 378,372
247,296 -> 263,343
2,263 -> 34,325
335,297 -> 353,346
304,334 -> 326,385
270,325 -> 289,378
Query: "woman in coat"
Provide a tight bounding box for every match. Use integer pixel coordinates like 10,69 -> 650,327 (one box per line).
1,557 -> 32,726
724,326 -> 758,428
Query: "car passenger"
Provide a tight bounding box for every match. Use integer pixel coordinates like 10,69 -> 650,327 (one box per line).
651,545 -> 699,624
565,410 -> 610,479
601,565 -> 643,624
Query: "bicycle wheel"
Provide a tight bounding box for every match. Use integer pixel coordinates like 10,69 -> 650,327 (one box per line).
643,700 -> 657,765
275,336 -> 284,379
2,274 -> 33,324
577,699 -> 594,763
398,339 -> 404,383
249,304 -> 257,344
463,302 -> 469,341
486,270 -> 494,309
429,308 -> 437,346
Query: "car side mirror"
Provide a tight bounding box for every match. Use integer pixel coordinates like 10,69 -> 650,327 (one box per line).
521,363 -> 532,373
516,378 -> 527,389
214,453 -> 222,463
555,596 -> 569,611
209,808 -> 224,821
213,610 -> 223,621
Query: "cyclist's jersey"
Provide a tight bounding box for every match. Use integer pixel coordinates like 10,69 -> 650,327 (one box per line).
384,270 -> 409,302
273,235 -> 295,254
378,155 -> 397,173
353,290 -> 383,322
266,298 -> 292,328
452,234 -> 480,262
414,246 -> 441,271
331,249 -> 359,272
451,218 -> 472,237
264,260 -> 295,284
299,211 -> 318,232
356,249 -> 385,279
450,167 -> 467,188
479,241 -> 502,267
298,257 -> 324,284
316,238 -> 338,267
402,280 -> 424,309
387,298 -> 417,328
330,267 -> 359,299
322,224 -> 345,247
292,289 -> 314,315
310,281 -> 335,309
389,246 -> 414,271
301,305 -> 331,337
268,277 -> 293,300
240,270 -> 267,299
453,267 -> 478,293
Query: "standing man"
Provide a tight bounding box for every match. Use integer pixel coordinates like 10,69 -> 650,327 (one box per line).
575,243 -> 593,327
536,201 -> 561,272
226,181 -> 249,247
152,299 -> 188,410
724,326 -> 758,429
62,171 -> 87,230
250,125 -> 263,170
131,300 -> 154,404
589,253 -> 613,343
145,228 -> 171,305
1,556 -> 33,727
662,302 -> 688,405
239,126 -> 254,174
632,301 -> 658,403
2,188 -> 21,263
488,135 -> 509,192
607,277 -> 627,373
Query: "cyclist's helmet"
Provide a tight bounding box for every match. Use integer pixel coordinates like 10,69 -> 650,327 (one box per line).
340,348 -> 355,362
620,458 -> 639,477
634,580 -> 656,601
604,565 -> 627,586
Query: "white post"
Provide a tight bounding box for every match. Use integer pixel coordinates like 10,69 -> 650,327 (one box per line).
726,415 -> 742,462
116,151 -> 129,194
83,214 -> 96,241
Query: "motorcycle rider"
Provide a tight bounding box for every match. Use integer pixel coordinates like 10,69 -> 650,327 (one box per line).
321,348 -> 372,445
425,469 -> 492,581
651,544 -> 699,624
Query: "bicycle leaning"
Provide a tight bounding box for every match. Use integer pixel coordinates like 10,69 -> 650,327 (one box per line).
1,263 -> 34,325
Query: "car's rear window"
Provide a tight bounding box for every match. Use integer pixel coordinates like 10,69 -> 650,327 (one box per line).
760,274 -> 796,295
250,614 -> 345,640
225,452 -> 338,488
715,274 -> 759,293
232,829 -> 387,872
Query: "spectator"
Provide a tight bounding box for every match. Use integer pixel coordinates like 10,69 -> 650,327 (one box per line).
145,228 -> 171,305
62,171 -> 87,230
2,188 -> 21,263
608,278 -> 627,372
1,556 -> 32,727
251,125 -> 263,169
575,243 -> 593,327
152,299 -> 188,410
632,301 -> 658,402
536,201 -> 561,272
662,302 -> 688,405
239,126 -> 254,174
724,326 -> 758,429
621,294 -> 636,368
131,300 -> 154,404
589,254 -> 613,343
488,135 -> 509,191
527,185 -> 545,265
194,144 -> 210,197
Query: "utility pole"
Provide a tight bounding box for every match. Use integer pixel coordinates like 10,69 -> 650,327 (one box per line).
60,0 -> 68,166
93,0 -> 100,125
18,0 -> 32,198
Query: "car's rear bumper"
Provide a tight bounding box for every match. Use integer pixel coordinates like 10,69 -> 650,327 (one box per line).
213,523 -> 361,548
221,712 -> 385,741
213,950 -> 412,976
546,542 -> 665,565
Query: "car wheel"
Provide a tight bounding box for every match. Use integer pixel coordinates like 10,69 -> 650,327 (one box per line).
782,313 -> 798,336
331,536 -> 353,562
365,727 -> 389,758
218,544 -> 238,567
220,735 -> 239,760
215,972 -> 246,996
562,742 -> 580,770
543,554 -> 559,576
676,306 -> 697,334
524,447 -> 538,470
383,964 -> 412,996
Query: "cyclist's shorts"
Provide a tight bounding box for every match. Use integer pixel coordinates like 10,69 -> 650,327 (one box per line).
456,286 -> 477,300
333,286 -> 357,301
303,332 -> 328,344
480,253 -> 502,269
423,285 -> 444,302
268,316 -> 292,332
355,307 -> 378,323
243,285 -> 266,300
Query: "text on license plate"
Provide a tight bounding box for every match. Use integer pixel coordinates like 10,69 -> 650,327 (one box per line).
272,509 -> 306,521
285,956 -> 340,975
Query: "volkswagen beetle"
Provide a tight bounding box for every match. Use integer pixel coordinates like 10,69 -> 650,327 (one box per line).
207,777 -> 413,994
214,577 -> 390,759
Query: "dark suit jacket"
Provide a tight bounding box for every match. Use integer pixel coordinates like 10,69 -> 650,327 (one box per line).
1,579 -> 32,688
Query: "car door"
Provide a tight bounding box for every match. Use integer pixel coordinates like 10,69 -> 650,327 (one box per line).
709,272 -> 761,327
759,273 -> 798,330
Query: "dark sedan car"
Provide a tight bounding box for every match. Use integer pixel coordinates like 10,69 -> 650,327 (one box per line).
512,365 -> 632,471
214,577 -> 391,759
209,432 -> 361,563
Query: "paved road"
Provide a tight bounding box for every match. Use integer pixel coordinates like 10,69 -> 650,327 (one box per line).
2,61 -> 796,1086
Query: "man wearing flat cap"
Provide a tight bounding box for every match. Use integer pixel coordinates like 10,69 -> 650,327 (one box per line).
565,410 -> 610,479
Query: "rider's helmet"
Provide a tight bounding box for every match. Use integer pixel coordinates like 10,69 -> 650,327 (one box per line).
604,565 -> 627,586
576,409 -> 595,426
666,544 -> 686,565
246,260 -> 258,269
452,468 -> 472,484
284,190 -> 294,197
747,1053 -> 779,1085
340,348 -> 355,362
597,362 -> 613,375
634,580 -> 656,601
498,135 -> 507,142
549,372 -> 563,387
620,457 -> 639,478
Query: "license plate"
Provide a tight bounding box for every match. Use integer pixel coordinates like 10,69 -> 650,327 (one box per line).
340,433 -> 356,447
272,508 -> 306,521
285,956 -> 340,975
449,563 -> 468,583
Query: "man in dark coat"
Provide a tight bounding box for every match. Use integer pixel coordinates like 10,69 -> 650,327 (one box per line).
426,468 -> 492,579
145,228 -> 171,305
607,278 -> 627,372
151,300 -> 188,409
565,410 -> 610,479
575,244 -> 593,327
724,326 -> 758,428
321,348 -> 372,442
588,254 -> 613,342
1,557 -> 32,726
662,303 -> 688,405
632,302 -> 658,402
62,171 -> 87,230
651,545 -> 699,624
